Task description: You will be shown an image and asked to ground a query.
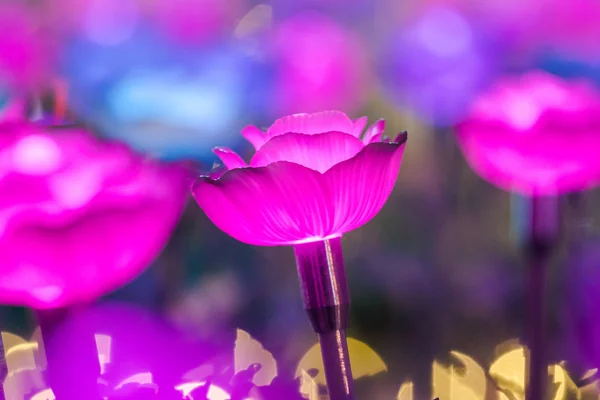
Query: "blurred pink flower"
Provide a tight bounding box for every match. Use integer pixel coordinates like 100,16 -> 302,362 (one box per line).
153,0 -> 241,44
192,111 -> 407,246
271,13 -> 370,115
457,71 -> 600,195
0,3 -> 51,90
0,122 -> 188,308
425,0 -> 600,57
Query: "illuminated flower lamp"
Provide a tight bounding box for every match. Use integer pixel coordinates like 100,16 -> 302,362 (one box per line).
456,71 -> 600,400
269,13 -> 370,115
0,3 -> 51,95
43,304 -> 308,399
60,25 -> 272,162
0,117 -> 188,397
42,303 -> 218,399
192,111 -> 408,400
379,5 -> 500,127
0,122 -> 188,308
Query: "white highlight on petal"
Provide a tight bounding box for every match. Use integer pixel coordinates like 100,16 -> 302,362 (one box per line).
31,286 -> 62,303
115,372 -> 156,390
50,168 -> 103,209
94,334 -> 112,374
13,135 -> 62,175
30,389 -> 55,400
175,382 -> 232,400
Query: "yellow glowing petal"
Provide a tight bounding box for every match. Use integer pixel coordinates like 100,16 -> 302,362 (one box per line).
294,337 -> 387,386
29,388 -> 55,400
489,346 -> 526,399
234,329 -> 278,386
432,352 -> 486,400
397,381 -> 414,400
30,327 -> 47,369
550,364 -> 579,400
233,4 -> 272,38
2,332 -> 39,374
1,332 -> 27,350
298,369 -> 319,400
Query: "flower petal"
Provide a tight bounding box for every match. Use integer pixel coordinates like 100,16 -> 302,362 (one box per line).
213,147 -> 247,170
250,131 -> 364,173
324,132 -> 407,234
267,111 -> 355,139
352,116 -> 368,138
191,162 -> 334,246
363,119 -> 385,144
241,125 -> 267,150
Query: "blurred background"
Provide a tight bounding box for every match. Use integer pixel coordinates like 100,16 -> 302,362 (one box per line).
2,0 -> 600,399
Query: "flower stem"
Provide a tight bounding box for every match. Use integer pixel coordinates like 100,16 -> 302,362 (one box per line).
0,328 -> 6,400
36,307 -> 102,399
514,195 -> 560,400
294,237 -> 354,400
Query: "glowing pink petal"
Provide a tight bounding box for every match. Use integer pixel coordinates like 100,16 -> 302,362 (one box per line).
192,162 -> 334,245
351,116 -> 368,138
325,133 -> 407,234
267,111 -> 355,139
457,71 -> 600,195
213,147 -> 247,170
0,4 -> 50,88
363,119 -> 385,144
241,125 -> 267,150
191,112 -> 409,246
0,123 -> 188,308
251,131 -> 364,173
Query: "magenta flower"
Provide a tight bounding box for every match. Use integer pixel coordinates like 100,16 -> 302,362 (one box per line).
192,110 -> 407,399
0,122 -> 188,308
271,13 -> 370,115
153,0 -> 241,44
457,71 -> 600,196
0,3 -> 51,91
192,111 -> 407,246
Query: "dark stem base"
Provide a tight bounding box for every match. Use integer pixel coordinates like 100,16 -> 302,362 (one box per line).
294,238 -> 354,400
36,307 -> 102,399
525,251 -> 548,400
319,330 -> 353,400
515,195 -> 560,400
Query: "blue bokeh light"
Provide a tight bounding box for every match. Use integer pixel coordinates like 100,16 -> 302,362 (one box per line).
61,24 -> 274,162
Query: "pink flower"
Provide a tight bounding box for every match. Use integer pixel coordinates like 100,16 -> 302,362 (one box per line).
0,122 -> 188,308
0,3 -> 51,90
153,0 -> 241,44
271,13 -> 370,115
192,111 -> 407,246
457,71 -> 600,196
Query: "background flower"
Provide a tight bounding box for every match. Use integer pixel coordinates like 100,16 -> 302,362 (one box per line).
0,123 -> 188,308
456,71 -> 600,195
